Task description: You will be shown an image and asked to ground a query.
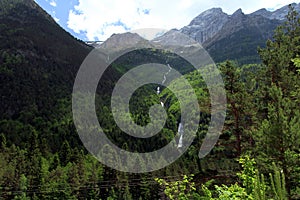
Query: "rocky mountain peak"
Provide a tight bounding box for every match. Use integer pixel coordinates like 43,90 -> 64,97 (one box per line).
188,8 -> 225,26
231,8 -> 244,17
250,8 -> 272,18
269,3 -> 300,20
180,7 -> 229,43
178,3 -> 300,46
152,29 -> 198,47
250,3 -> 300,20
103,32 -> 146,45
99,32 -> 151,52
188,8 -> 227,26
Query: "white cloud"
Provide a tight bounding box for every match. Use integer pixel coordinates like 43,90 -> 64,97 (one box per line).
67,0 -> 300,41
50,11 -> 59,22
54,17 -> 60,22
49,0 -> 57,7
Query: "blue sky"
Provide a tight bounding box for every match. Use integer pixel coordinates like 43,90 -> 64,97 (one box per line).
35,0 -> 88,40
34,0 -> 300,41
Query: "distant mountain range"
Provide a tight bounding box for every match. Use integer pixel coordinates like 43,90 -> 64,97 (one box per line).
180,3 -> 300,44
95,3 -> 300,64
179,3 -> 300,64
1,0 -> 299,120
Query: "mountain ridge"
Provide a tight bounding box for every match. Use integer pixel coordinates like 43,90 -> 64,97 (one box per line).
179,3 -> 300,45
0,0 -> 92,120
178,3 -> 299,63
97,3 -> 299,64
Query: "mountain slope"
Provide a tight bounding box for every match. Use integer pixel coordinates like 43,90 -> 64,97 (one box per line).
0,0 -> 92,120
177,4 -> 300,64
0,0 -> 105,150
250,3 -> 300,20
180,8 -> 229,43
202,9 -> 281,64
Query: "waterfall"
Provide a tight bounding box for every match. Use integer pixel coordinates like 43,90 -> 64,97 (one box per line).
157,86 -> 160,94
162,64 -> 172,84
177,122 -> 184,148
156,64 -> 184,148
160,102 -> 164,107
178,135 -> 183,148
157,87 -> 164,107
162,75 -> 167,84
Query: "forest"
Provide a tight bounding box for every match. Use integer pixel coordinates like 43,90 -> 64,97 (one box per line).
0,3 -> 300,200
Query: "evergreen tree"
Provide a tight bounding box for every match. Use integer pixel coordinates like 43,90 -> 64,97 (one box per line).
255,4 -> 300,196
219,61 -> 255,157
13,174 -> 29,200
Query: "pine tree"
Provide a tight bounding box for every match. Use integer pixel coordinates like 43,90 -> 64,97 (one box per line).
13,174 -> 29,200
219,61 -> 255,157
255,4 -> 300,196
269,163 -> 288,200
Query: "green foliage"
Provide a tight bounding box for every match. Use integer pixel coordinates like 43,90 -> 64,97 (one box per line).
13,174 -> 30,200
201,184 -> 213,199
254,5 -> 300,197
237,155 -> 256,194
155,175 -> 199,200
269,163 -> 288,200
1,1 -> 300,199
219,61 -> 256,156
291,57 -> 300,70
204,17 -> 280,65
252,170 -> 267,200
214,183 -> 250,200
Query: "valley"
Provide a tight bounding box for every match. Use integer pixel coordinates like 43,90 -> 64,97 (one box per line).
0,0 -> 300,199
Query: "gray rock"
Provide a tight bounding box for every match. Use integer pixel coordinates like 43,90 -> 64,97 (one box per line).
179,3 -> 300,45
180,8 -> 229,43
251,3 -> 300,20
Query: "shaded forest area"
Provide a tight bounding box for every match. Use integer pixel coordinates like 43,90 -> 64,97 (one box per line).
0,2 -> 300,200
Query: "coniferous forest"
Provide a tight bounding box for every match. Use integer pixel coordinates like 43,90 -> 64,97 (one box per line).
0,1 -> 300,199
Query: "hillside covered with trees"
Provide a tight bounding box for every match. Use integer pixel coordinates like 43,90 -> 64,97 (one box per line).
0,0 -> 300,199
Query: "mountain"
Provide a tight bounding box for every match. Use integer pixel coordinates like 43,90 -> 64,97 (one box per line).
180,3 -> 300,44
178,3 -> 300,64
97,31 -> 195,75
202,9 -> 281,64
0,0 -> 94,119
88,3 -> 299,65
100,32 -> 149,49
251,3 -> 300,20
180,8 -> 229,44
0,0 -> 102,150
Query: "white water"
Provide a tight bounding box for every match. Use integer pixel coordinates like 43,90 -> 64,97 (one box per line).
177,122 -> 184,148
156,64 -> 184,148
162,64 -> 172,84
178,134 -> 183,148
157,87 -> 160,94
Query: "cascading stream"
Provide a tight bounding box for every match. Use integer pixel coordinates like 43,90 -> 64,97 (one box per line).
156,64 -> 184,148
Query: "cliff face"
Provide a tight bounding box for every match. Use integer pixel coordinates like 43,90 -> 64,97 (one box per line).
202,10 -> 280,64
176,4 -> 300,64
180,3 -> 300,45
251,3 -> 300,20
180,8 -> 229,43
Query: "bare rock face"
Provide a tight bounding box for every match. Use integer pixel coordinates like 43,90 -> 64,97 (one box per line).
97,3 -> 300,65
170,3 -> 300,64
251,3 -> 300,20
250,8 -> 272,19
100,32 -> 150,50
180,8 -> 229,43
179,3 -> 300,45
